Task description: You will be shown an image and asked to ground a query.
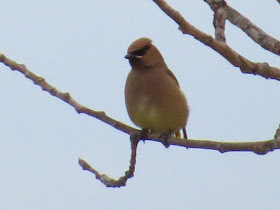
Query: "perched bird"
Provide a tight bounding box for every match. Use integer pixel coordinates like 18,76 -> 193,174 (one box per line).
124,37 -> 189,140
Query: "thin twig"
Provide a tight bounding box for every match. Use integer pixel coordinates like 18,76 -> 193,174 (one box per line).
212,0 -> 227,42
78,134 -> 139,187
205,0 -> 280,55
152,0 -> 280,81
0,54 -> 134,135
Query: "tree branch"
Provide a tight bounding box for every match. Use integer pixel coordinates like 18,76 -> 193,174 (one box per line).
78,134 -> 139,188
0,54 -> 134,135
212,1 -> 227,42
1,53 -> 279,155
205,0 -> 280,56
1,53 -> 280,187
152,0 -> 280,81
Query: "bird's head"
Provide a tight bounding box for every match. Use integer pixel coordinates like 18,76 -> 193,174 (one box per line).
125,37 -> 165,69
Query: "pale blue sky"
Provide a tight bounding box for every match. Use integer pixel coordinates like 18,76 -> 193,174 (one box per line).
0,1 -> 280,209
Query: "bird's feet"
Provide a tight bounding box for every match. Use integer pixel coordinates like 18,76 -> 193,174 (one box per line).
130,129 -> 149,144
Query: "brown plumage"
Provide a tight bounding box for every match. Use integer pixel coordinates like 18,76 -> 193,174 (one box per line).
125,37 -> 189,138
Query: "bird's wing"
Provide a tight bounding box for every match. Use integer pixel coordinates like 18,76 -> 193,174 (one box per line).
165,68 -> 180,87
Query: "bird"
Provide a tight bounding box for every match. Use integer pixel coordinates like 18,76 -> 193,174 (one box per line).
124,37 -> 189,142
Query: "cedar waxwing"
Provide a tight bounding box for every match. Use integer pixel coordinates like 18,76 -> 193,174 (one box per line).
125,37 -> 189,139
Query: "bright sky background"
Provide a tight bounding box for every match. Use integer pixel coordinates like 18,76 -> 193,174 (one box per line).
1,1 -> 279,209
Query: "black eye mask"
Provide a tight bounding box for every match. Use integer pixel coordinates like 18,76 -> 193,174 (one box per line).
130,45 -> 151,56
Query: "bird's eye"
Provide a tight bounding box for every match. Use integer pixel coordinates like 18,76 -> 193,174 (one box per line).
131,45 -> 150,56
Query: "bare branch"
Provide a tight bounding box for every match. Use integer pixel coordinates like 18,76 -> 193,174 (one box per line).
148,130 -> 280,155
0,54 -> 135,135
152,0 -> 280,81
1,54 -> 280,185
1,53 -> 280,156
212,0 -> 227,42
205,0 -> 280,56
78,134 -> 139,188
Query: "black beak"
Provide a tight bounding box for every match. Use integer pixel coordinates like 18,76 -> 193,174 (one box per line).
125,53 -> 139,59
